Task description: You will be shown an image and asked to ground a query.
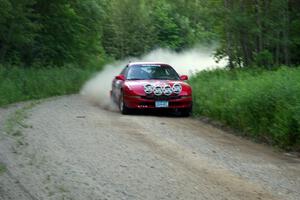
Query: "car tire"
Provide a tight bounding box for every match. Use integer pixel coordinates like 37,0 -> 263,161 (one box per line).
119,93 -> 130,114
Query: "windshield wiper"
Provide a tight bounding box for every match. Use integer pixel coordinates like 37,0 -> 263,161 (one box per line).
151,77 -> 177,80
127,78 -> 144,80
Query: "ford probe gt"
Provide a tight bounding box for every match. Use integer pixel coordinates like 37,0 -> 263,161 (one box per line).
111,62 -> 193,116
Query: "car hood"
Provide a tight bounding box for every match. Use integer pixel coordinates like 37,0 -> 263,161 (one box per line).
124,80 -> 192,96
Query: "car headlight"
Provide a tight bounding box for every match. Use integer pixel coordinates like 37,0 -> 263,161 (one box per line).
144,84 -> 154,94
163,85 -> 173,96
172,83 -> 182,94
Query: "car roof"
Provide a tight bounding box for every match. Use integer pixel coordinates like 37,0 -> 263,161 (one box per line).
128,62 -> 169,67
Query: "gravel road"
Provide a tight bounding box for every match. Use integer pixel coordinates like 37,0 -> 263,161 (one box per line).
0,95 -> 299,200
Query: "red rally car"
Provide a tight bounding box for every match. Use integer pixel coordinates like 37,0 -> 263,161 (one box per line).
111,62 -> 193,116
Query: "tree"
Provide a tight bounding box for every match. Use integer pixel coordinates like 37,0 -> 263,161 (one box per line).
102,0 -> 155,59
0,0 -> 37,64
33,0 -> 105,66
215,0 -> 299,68
1,0 -> 299,67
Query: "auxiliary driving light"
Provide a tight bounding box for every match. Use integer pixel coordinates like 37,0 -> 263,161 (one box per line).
153,85 -> 163,96
172,83 -> 182,94
163,85 -> 173,96
144,84 -> 154,94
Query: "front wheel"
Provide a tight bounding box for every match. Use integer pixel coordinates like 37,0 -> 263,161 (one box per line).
119,93 -> 130,114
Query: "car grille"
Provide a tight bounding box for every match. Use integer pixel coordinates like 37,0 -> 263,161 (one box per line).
141,95 -> 181,100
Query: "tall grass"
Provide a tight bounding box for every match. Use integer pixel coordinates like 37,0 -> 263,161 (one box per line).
0,65 -> 102,106
190,67 -> 300,150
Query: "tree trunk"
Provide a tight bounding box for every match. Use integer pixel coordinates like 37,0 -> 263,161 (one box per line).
275,31 -> 280,65
255,0 -> 263,53
283,0 -> 290,65
224,0 -> 234,69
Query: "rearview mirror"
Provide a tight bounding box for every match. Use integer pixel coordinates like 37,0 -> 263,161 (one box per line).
180,75 -> 188,81
115,75 -> 125,81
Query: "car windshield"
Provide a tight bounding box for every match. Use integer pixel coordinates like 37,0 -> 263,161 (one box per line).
126,64 -> 180,80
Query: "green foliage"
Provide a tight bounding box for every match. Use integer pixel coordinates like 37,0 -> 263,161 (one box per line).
102,0 -> 155,58
150,0 -> 181,50
4,101 -> 37,135
0,0 -> 106,66
1,0 -> 300,67
216,0 -> 300,68
0,64 -> 102,106
2,0 -> 218,64
190,67 -> 300,150
0,0 -> 37,64
33,0 -> 105,65
254,50 -> 274,68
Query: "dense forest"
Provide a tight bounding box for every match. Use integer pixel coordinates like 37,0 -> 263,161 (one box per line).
1,0 -> 299,68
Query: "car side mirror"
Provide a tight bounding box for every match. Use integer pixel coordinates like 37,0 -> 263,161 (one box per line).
180,75 -> 188,81
115,75 -> 125,81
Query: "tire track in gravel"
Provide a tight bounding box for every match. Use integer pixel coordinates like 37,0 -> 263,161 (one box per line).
0,103 -> 39,200
113,116 -> 275,200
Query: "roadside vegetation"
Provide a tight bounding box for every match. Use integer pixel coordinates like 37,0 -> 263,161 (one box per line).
190,67 -> 300,150
4,101 -> 39,135
0,65 -> 102,106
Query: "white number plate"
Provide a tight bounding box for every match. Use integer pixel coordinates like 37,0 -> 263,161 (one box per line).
155,101 -> 169,108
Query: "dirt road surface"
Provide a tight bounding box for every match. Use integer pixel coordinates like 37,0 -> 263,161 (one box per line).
0,95 -> 299,200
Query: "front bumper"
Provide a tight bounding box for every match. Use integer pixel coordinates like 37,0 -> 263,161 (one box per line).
124,95 -> 192,109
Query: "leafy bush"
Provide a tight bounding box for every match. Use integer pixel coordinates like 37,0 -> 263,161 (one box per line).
190,67 -> 300,150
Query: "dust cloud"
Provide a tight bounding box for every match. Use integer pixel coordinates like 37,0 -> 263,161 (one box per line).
80,48 -> 226,110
